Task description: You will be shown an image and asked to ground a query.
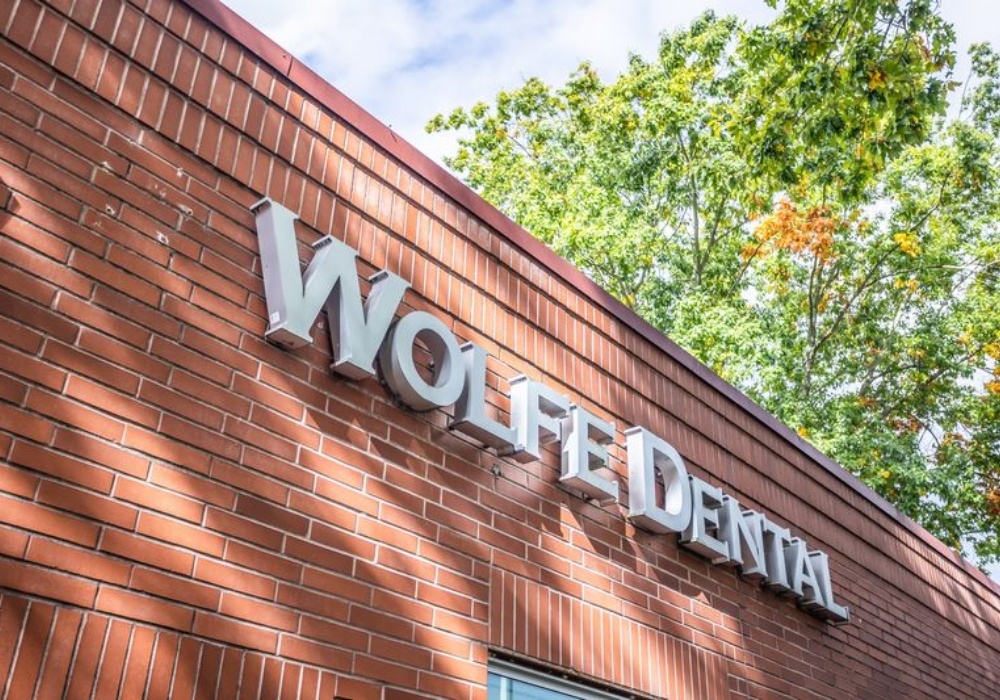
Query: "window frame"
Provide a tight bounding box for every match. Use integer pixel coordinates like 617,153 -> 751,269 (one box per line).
488,659 -> 630,700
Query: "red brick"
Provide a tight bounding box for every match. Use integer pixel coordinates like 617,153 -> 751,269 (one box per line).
282,536 -> 356,578
315,439 -> 383,485
188,286 -> 261,339
0,314 -> 44,355
0,558 -> 97,607
0,594 -> 28,685
239,447 -> 314,491
37,479 -> 138,529
201,247 -> 260,293
137,511 -> 226,557
107,243 -> 193,299
205,507 -> 284,551
123,424 -> 212,473
276,582 -> 354,629
26,537 -> 130,585
261,656 -> 282,699
0,342 -> 67,391
25,387 -> 125,441
0,522 -> 29,559
237,334 -> 312,383
179,326 -> 259,377
51,69 -> 141,139
127,164 -> 210,222
120,624 -> 157,699
2,109 -> 92,181
218,647 -> 245,700
195,642 -> 224,700
151,463 -> 236,509
1,204 -> 73,262
354,654 -> 419,689
137,375 -> 230,432
65,374 -> 158,427
53,293 -> 150,350
0,288 -> 77,343
30,150 -> 113,214
91,163 -> 183,229
64,614 -> 108,699
170,251 -> 249,307
0,462 -> 40,500
146,629 -> 179,700
42,339 -> 140,394
299,614 -> 369,651
71,249 -> 161,307
109,121 -> 219,191
236,493 -> 310,536
170,368 -> 252,419
226,540 -> 302,583
312,476 -> 379,529
194,557 -> 276,600
288,490 -> 357,532
0,493 -> 99,547
77,328 -> 171,383
93,618 -> 132,698
159,413 -> 242,462
162,294 -> 240,346
309,520 -> 378,563
24,5 -> 61,63
34,606 -> 84,698
96,587 -> 194,632
131,567 -> 221,611
279,662 -> 302,700
219,592 -> 298,632
232,373 -> 304,420
192,611 -> 278,654
277,635 -> 351,672
7,600 -> 53,694
114,476 -> 205,522
208,460 -> 287,507
150,335 -> 232,386
80,206 -> 169,265
0,153 -> 82,223
235,653 -> 264,700
10,440 -> 114,493
178,214 -> 256,271
222,416 -> 298,462
349,604 -> 417,643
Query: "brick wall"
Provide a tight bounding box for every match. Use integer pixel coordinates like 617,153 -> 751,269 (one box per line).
0,0 -> 998,698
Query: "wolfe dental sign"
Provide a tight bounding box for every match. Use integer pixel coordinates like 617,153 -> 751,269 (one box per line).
253,198 -> 850,624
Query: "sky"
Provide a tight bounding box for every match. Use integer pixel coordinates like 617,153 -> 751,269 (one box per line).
221,0 -> 1000,167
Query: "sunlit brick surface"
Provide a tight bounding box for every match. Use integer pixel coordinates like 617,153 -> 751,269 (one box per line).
0,0 -> 998,698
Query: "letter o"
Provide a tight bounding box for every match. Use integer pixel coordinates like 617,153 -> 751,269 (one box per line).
379,311 -> 465,411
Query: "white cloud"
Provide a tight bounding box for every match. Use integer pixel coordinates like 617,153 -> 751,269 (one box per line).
220,0 -> 1000,165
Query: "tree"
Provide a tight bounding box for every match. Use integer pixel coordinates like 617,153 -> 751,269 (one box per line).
428,0 -> 1000,565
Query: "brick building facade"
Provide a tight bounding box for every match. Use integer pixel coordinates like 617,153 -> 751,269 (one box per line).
1,1 -> 998,697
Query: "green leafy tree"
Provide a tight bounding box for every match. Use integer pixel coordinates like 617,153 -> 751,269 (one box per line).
429,0 -> 1000,564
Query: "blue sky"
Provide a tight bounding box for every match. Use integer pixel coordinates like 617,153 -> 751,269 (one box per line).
224,0 -> 1000,166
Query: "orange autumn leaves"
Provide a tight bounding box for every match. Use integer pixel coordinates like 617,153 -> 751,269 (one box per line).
743,198 -> 839,263
745,198 -> 925,265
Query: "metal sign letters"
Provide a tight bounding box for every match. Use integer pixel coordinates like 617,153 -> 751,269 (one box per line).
252,198 -> 850,624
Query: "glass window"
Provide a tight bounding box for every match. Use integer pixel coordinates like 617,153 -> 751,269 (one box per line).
487,661 -> 628,700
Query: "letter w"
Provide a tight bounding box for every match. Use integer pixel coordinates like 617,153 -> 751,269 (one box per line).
252,198 -> 408,378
